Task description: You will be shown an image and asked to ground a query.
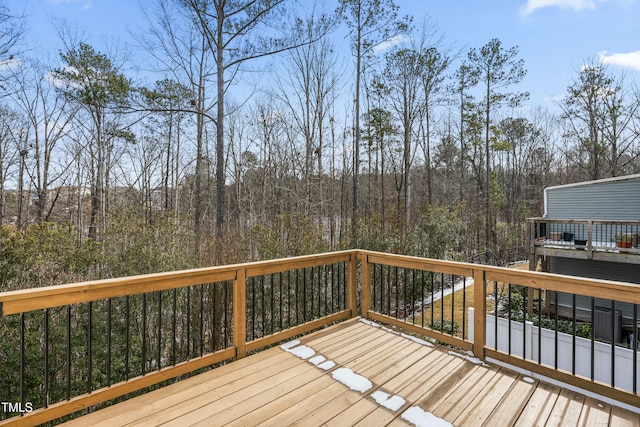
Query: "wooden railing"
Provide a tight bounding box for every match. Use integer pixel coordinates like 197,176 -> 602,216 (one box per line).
1,249 -> 639,425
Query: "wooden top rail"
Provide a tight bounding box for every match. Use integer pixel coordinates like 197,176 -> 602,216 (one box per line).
2,249 -> 638,316
362,250 -> 475,278
358,249 -> 640,305
0,250 -> 355,317
483,265 -> 640,304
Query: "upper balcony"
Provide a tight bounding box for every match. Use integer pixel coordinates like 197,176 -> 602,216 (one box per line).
0,250 -> 639,426
528,218 -> 640,266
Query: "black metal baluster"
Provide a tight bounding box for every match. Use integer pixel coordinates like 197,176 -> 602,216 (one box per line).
633,303 -> 638,395
451,275 -> 455,335
377,265 -> 382,314
107,299 -> 112,385
494,280 -> 499,350
287,270 -> 292,328
342,262 -> 347,310
386,266 -> 391,316
271,274 -> 276,332
44,308 -> 49,408
325,265 -> 329,315
572,294 -> 577,375
421,271 -> 426,328
523,286 -> 527,359
591,297 -> 595,381
330,264 -> 335,313
303,269 -> 307,322
402,269 -> 407,321
440,273 -> 444,333
411,270 -> 416,325
261,275 -> 266,337
279,272 -> 284,330
212,283 -> 217,352
395,267 -> 399,319
371,263 -> 376,312
538,290 -> 542,364
67,306 -> 71,400
20,313 -> 25,408
223,282 -> 229,348
295,270 -> 300,324
320,266 -> 324,317
173,288 -> 177,365
430,273 -> 435,328
508,284 -> 512,355
158,292 -> 162,370
126,296 -> 131,379
311,267 -> 316,319
462,277 -> 466,339
611,300 -> 616,388
186,287 -> 191,359
251,277 -> 256,340
88,301 -> 92,393
142,294 -> 147,374
554,291 -> 558,370
200,286 -> 204,356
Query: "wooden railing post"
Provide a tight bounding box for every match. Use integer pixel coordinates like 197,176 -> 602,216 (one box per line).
528,219 -> 536,271
473,267 -> 486,360
234,267 -> 247,359
347,251 -> 358,317
360,252 -> 371,319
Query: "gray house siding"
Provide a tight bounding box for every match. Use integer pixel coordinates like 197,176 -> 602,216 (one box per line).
550,257 -> 637,320
545,176 -> 640,221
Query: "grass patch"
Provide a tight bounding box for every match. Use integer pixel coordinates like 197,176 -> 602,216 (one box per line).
412,262 -> 531,340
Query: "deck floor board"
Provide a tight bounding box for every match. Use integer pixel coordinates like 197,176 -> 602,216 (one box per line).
59,318 -> 639,427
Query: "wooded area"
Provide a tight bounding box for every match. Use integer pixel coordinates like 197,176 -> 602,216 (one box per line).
1,0 -> 640,289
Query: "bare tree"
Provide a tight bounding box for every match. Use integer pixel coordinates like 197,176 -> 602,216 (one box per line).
275,13 -> 343,216
179,0 -> 332,242
340,0 -> 407,242
408,18 -> 453,206
139,0 -> 217,259
0,105 -> 20,224
375,48 -> 422,227
467,38 -> 527,254
560,61 -> 640,180
5,60 -> 77,223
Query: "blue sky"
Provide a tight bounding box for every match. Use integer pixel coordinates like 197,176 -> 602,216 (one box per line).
7,0 -> 640,110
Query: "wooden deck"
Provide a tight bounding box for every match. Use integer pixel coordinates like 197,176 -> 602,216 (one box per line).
61,319 -> 640,427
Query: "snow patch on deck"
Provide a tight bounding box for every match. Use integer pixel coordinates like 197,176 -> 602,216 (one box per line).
287,345 -> 315,359
317,360 -> 336,370
358,318 -> 381,327
360,318 -> 434,347
280,339 -> 301,350
308,355 -> 326,366
448,350 -> 489,367
400,333 -> 434,347
332,368 -> 372,393
371,390 -> 406,411
401,406 -> 452,427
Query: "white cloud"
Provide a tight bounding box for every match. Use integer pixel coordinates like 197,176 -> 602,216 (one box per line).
521,0 -> 638,14
520,0 -> 596,15
0,58 -> 22,71
372,34 -> 410,55
599,50 -> 640,71
43,67 -> 82,90
47,0 -> 93,11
